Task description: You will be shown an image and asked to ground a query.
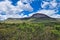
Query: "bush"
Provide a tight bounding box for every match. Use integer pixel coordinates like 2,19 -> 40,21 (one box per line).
0,22 -> 60,40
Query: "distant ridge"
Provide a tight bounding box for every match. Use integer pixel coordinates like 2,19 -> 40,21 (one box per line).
8,13 -> 52,19
7,13 -> 56,21
31,13 -> 51,18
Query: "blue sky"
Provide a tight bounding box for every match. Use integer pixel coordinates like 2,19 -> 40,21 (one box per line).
0,0 -> 60,20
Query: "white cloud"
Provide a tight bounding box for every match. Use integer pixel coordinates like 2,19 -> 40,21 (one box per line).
29,9 -> 60,18
0,0 -> 60,20
0,15 -> 7,20
36,0 -> 60,18
20,0 -> 33,3
29,0 -> 60,18
6,14 -> 27,18
28,9 -> 56,17
37,9 -> 57,16
0,13 -> 28,20
41,1 -> 49,8
36,9 -> 59,18
51,14 -> 60,18
17,1 -> 33,12
49,0 -> 57,9
41,0 -> 58,9
0,0 -> 33,20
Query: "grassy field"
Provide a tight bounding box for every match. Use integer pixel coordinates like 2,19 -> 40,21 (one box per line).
0,20 -> 60,40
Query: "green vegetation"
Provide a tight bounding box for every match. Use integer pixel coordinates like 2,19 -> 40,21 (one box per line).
0,21 -> 60,40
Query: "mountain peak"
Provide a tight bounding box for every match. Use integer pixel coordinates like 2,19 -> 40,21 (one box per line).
31,13 -> 50,18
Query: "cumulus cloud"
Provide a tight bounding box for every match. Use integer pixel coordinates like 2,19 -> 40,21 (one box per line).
0,0 -> 33,20
0,0 -> 60,20
41,1 -> 49,9
29,0 -> 60,18
50,0 -> 57,8
36,9 -> 59,18
17,0 -> 33,12
0,15 -> 7,20
41,0 -> 57,9
6,14 -> 28,18
37,9 -> 57,15
28,9 -> 58,18
36,0 -> 60,18
51,14 -> 60,18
